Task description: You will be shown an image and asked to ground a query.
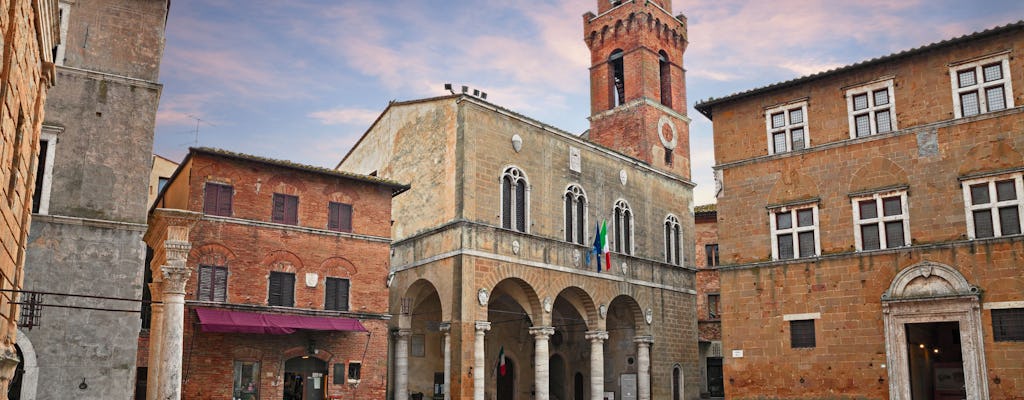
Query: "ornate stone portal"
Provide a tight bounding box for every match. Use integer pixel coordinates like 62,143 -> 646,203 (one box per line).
881,261 -> 988,400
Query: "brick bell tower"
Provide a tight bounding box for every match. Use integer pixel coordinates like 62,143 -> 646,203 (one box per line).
584,0 -> 691,179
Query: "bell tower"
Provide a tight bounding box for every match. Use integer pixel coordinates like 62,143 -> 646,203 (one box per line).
584,0 -> 691,178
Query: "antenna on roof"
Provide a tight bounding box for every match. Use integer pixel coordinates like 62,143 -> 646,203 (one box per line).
187,114 -> 216,147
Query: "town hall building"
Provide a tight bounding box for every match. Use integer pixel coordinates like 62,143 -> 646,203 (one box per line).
337,1 -> 700,399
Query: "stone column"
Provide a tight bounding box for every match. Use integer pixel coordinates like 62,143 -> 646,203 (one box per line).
439,322 -> 452,400
146,281 -> 164,400
158,226 -> 192,400
473,321 -> 491,400
529,326 -> 555,400
586,331 -> 609,400
634,336 -> 654,400
394,329 -> 412,400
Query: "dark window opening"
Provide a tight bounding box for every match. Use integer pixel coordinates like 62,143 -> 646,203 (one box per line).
203,182 -> 233,217
31,139 -> 48,213
705,244 -> 719,267
502,175 -> 513,229
659,50 -> 672,107
333,363 -> 346,384
993,308 -> 1024,341
790,319 -> 816,348
708,294 -> 720,319
8,111 -> 25,206
515,179 -> 526,231
272,193 -> 299,225
664,146 -> 673,166
328,202 -> 353,232
268,271 -> 295,307
609,49 -> 625,108
347,362 -> 362,381
325,277 -> 350,311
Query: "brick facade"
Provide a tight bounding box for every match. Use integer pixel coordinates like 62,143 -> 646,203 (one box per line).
693,205 -> 722,397
145,148 -> 405,400
0,0 -> 57,394
696,23 -> 1024,400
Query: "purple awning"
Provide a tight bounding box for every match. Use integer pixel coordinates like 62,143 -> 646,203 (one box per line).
195,308 -> 367,335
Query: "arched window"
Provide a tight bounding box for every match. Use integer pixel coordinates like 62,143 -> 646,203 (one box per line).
613,200 -> 632,255
501,167 -> 529,232
659,50 -> 672,107
564,185 -> 588,244
672,364 -> 683,400
665,214 -> 682,265
609,49 -> 625,108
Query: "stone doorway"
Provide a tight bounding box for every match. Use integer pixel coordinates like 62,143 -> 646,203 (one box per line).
881,261 -> 988,400
283,356 -> 328,400
496,357 -> 516,400
905,322 -> 965,400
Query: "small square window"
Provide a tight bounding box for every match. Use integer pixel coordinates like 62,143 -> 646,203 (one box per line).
789,109 -> 803,124
347,362 -> 362,381
859,200 -> 877,220
996,180 -> 1017,201
854,114 -> 871,137
873,89 -> 889,106
790,319 -> 816,348
771,112 -> 785,128
776,212 -> 792,230
960,91 -> 980,117
875,110 -> 892,133
958,69 -> 976,87
797,209 -> 814,227
853,94 -> 869,110
882,196 -> 902,216
983,63 -> 1003,82
986,86 -> 1006,111
970,183 -> 990,205
992,308 -> 1024,342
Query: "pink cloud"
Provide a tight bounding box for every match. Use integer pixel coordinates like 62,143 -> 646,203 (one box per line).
308,107 -> 381,126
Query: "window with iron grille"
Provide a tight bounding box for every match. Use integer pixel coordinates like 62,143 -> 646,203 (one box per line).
564,185 -> 587,244
992,308 -> 1024,342
962,173 -> 1023,239
325,277 -> 350,311
203,182 -> 233,217
347,362 -> 362,381
268,271 -> 295,307
664,214 -> 681,265
846,80 -> 896,138
197,265 -> 228,302
705,244 -> 719,267
790,319 -> 816,348
328,202 -> 353,233
770,204 -> 819,260
501,167 -> 528,232
272,193 -> 299,225
950,54 -> 1014,118
765,101 -> 809,155
613,200 -> 633,255
852,190 -> 910,251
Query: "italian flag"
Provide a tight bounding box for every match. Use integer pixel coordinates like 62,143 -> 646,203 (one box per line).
497,346 -> 507,376
601,221 -> 610,272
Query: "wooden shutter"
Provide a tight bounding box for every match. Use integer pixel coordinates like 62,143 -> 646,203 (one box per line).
338,203 -> 352,232
328,203 -> 340,231
204,184 -> 218,214
336,279 -> 349,311
269,272 -> 294,306
284,195 -> 298,225
325,278 -> 337,310
282,273 -> 295,306
272,194 -> 286,223
325,278 -> 350,311
198,265 -> 213,301
213,267 -> 228,302
217,185 -> 232,216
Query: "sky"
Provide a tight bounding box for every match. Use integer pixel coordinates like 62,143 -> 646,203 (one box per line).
152,0 -> 1024,206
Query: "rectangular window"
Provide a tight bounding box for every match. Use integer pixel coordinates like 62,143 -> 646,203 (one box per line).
707,293 -> 720,319
197,265 -> 227,302
846,80 -> 896,138
992,308 -> 1024,341
765,101 -> 809,155
204,182 -> 233,217
705,244 -> 719,267
962,173 -> 1024,239
325,277 -> 350,311
31,130 -> 59,214
347,362 -> 362,382
268,272 -> 295,307
790,319 -> 816,348
852,190 -> 910,251
328,202 -> 353,232
333,363 -> 346,384
770,204 -> 819,260
950,54 -> 1014,118
232,361 -> 260,400
272,193 -> 299,225
157,177 -> 169,194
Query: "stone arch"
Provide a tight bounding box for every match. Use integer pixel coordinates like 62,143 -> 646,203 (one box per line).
488,277 -> 543,326
261,250 -> 302,273
265,173 -> 308,195
325,190 -> 358,205
14,329 -> 38,400
401,278 -> 449,322
282,346 -> 334,363
231,346 -> 263,360
319,256 -> 358,277
190,242 -> 236,267
848,157 -> 908,194
608,294 -> 647,333
882,260 -> 978,300
958,139 -> 1023,176
554,286 -> 599,330
767,170 -> 819,206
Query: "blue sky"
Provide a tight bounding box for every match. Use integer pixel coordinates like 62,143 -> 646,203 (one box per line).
153,0 -> 1024,206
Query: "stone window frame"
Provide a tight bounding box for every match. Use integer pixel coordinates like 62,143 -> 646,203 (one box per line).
768,201 -> 820,260
704,243 -> 719,267
612,199 -> 634,255
845,78 -> 897,138
850,188 -> 911,251
949,52 -> 1014,118
707,293 -> 720,320
784,312 -> 820,349
232,360 -> 260,400
32,127 -> 60,215
563,184 -> 588,245
764,100 -> 809,155
961,171 -> 1024,239
55,1 -> 71,66
347,360 -> 362,383
664,214 -> 682,266
500,166 -> 530,233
